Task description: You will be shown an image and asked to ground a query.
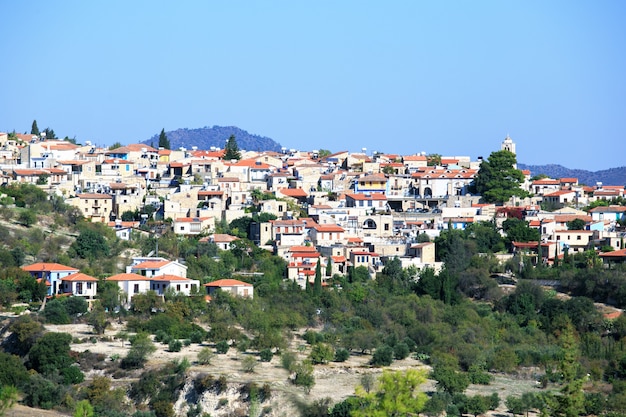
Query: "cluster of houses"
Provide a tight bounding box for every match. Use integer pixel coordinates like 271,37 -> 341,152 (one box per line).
2,131 -> 625,300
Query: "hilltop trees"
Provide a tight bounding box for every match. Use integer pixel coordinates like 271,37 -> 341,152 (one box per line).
472,150 -> 528,204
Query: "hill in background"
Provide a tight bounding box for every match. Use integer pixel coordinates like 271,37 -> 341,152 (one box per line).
518,163 -> 626,187
144,126 -> 283,152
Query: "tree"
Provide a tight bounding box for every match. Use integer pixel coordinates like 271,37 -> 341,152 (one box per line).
309,343 -> 334,365
567,218 -> 586,231
556,322 -> 585,417
293,361 -> 315,393
472,150 -> 528,204
87,301 -> 109,335
0,385 -> 18,416
314,260 -> 322,295
28,332 -> 74,375
353,369 -> 429,417
158,128 -> 170,150
31,120 -> 40,136
42,127 -> 56,139
74,400 -> 94,417
427,154 -> 442,166
431,363 -> 470,395
121,332 -> 156,369
71,228 -> 110,259
223,135 -> 241,161
17,209 -> 37,227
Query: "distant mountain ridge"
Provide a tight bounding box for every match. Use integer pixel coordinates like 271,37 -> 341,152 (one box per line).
518,163 -> 626,187
144,126 -> 283,153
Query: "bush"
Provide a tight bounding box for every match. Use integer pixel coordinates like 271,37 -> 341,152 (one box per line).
241,355 -> 258,373
334,348 -> 350,362
303,330 -> 324,345
190,330 -> 205,344
197,348 -> 214,365
371,345 -> 394,366
215,340 -> 230,354
168,339 -> 183,352
259,349 -> 273,362
393,342 -> 410,360
309,343 -> 335,365
281,351 -> 297,372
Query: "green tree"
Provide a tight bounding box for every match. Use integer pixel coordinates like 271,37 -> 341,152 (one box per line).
431,363 -> 470,395
28,332 -> 74,375
87,301 -> 109,334
556,322 -> 585,417
121,332 -> 156,369
353,369 -> 428,417
223,135 -> 241,161
309,343 -> 335,365
158,128 -> 170,150
31,120 -> 40,136
293,360 -> 315,393
567,218 -> 586,231
74,399 -> 94,417
42,127 -> 56,139
472,150 -> 528,204
427,154 -> 442,166
71,228 -> 110,259
0,385 -> 18,416
17,209 -> 37,227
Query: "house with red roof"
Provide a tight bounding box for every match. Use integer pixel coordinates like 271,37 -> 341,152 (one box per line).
150,274 -> 200,297
60,272 -> 98,298
106,273 -> 152,304
22,262 -> 80,296
542,190 -> 577,208
309,223 -> 345,246
205,279 -> 254,299
127,257 -> 188,278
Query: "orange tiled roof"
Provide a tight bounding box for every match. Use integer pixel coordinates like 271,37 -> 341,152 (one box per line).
22,262 -> 78,272
61,272 -> 98,282
205,279 -> 252,287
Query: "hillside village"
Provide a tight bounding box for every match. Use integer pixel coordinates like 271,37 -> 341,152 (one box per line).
1,131 -> 625,300
2,129 -> 626,417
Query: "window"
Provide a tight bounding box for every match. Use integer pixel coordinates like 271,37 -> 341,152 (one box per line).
384,224 -> 389,231
577,235 -> 581,240
133,284 -> 139,294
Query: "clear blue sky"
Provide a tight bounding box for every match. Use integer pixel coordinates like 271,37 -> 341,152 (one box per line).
1,1 -> 624,171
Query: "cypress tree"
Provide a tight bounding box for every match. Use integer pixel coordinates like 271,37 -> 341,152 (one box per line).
158,128 -> 170,150
31,120 -> 40,136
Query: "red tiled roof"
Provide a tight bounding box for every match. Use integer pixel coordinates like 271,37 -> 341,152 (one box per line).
61,272 -> 98,282
106,273 -> 150,281
132,260 -> 170,269
279,188 -> 308,198
151,274 -> 190,282
22,263 -> 78,272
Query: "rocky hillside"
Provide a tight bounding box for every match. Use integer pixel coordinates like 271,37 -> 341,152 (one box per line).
144,126 -> 283,152
518,163 -> 626,186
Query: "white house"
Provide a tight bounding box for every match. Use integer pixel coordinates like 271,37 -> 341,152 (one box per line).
60,272 -> 98,298
205,279 -> 254,299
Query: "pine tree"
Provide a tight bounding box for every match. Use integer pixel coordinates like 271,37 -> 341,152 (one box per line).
158,128 -> 170,150
31,120 -> 40,136
223,135 -> 241,160
325,256 -> 332,277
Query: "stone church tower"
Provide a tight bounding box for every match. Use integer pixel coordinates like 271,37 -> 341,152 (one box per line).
501,134 -> 516,154
501,135 -> 517,168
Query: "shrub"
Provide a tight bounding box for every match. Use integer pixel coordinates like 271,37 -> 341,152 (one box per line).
334,348 -> 350,362
190,330 -> 205,344
241,355 -> 258,373
259,349 -> 273,362
215,341 -> 229,354
371,345 -> 394,366
309,343 -> 335,365
303,330 -> 324,345
393,342 -> 410,360
197,347 -> 214,365
168,339 -> 183,352
281,351 -> 297,372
